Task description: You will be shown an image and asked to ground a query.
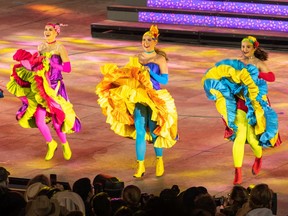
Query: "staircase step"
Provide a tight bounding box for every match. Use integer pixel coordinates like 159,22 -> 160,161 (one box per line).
147,0 -> 288,16
107,5 -> 288,32
116,0 -> 146,6
108,5 -> 287,20
138,11 -> 288,32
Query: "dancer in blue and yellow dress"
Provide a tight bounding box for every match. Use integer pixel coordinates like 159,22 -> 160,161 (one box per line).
96,25 -> 178,177
7,23 -> 81,161
202,36 -> 281,185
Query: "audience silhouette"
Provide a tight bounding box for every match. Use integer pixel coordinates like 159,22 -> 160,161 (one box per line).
0,166 -> 278,216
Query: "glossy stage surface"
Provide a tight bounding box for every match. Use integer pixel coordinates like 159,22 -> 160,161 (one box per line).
0,0 -> 287,215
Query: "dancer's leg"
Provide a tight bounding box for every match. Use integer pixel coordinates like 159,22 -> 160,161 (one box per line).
133,103 -> 147,177
52,116 -> 71,160
147,107 -> 163,157
232,109 -> 247,184
35,106 -> 57,160
147,107 -> 164,176
247,124 -> 262,158
247,124 -> 262,175
134,103 -> 148,161
52,117 -> 67,143
35,106 -> 52,142
233,110 -> 247,168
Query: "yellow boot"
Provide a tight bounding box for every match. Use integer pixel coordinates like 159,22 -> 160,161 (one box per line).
133,160 -> 145,178
156,156 -> 164,177
62,142 -> 72,160
45,139 -> 58,161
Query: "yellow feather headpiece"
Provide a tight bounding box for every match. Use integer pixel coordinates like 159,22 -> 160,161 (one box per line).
144,25 -> 160,40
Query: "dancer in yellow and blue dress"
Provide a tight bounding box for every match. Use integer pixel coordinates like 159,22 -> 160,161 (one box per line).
96,25 -> 178,177
7,23 -> 81,161
202,36 -> 281,185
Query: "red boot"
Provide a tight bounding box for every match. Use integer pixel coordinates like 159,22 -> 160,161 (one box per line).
233,167 -> 242,185
252,157 -> 262,175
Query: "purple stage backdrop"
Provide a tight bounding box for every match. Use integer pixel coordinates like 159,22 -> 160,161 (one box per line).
139,12 -> 288,32
147,0 -> 288,16
138,0 -> 288,32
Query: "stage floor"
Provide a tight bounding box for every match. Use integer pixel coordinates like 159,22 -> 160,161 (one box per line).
0,0 -> 288,215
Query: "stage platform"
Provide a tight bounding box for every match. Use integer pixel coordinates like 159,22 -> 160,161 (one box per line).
91,20 -> 288,50
0,0 -> 288,215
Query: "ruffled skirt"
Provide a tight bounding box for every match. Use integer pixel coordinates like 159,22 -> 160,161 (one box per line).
202,59 -> 281,148
96,57 -> 178,148
6,49 -> 81,134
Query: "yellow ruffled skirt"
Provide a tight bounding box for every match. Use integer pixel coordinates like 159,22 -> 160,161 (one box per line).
96,57 -> 178,148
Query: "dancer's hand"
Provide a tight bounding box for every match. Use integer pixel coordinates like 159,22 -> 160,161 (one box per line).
138,54 -> 148,65
143,66 -> 150,73
49,58 -> 63,71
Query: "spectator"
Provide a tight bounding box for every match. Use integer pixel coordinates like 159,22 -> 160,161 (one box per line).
192,193 -> 217,216
159,185 -> 180,216
0,167 -> 26,216
236,183 -> 275,216
221,185 -> 249,216
182,186 -> 208,214
25,194 -> 69,215
73,177 -> 94,216
246,183 -> 275,216
27,174 -> 51,187
24,182 -> 49,202
91,192 -> 112,216
52,190 -> 86,215
122,185 -> 142,213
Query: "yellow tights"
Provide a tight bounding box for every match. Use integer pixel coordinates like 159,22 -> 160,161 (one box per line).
233,110 -> 262,167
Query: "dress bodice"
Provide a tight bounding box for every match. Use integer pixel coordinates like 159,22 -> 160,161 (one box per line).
49,54 -> 63,82
38,42 -> 63,82
145,62 -> 161,90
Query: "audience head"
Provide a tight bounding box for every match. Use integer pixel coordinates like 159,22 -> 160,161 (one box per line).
72,177 -> 93,201
52,190 -> 86,214
37,186 -> 61,199
24,182 -> 49,202
229,185 -> 249,205
0,190 -> 27,216
91,192 -> 112,216
122,185 -> 141,207
142,195 -> 161,215
0,167 -> 10,187
160,185 -> 180,201
110,198 -> 127,215
27,174 -> 51,187
183,186 -> 208,209
249,183 -> 273,209
192,193 -> 217,216
25,195 -> 60,215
